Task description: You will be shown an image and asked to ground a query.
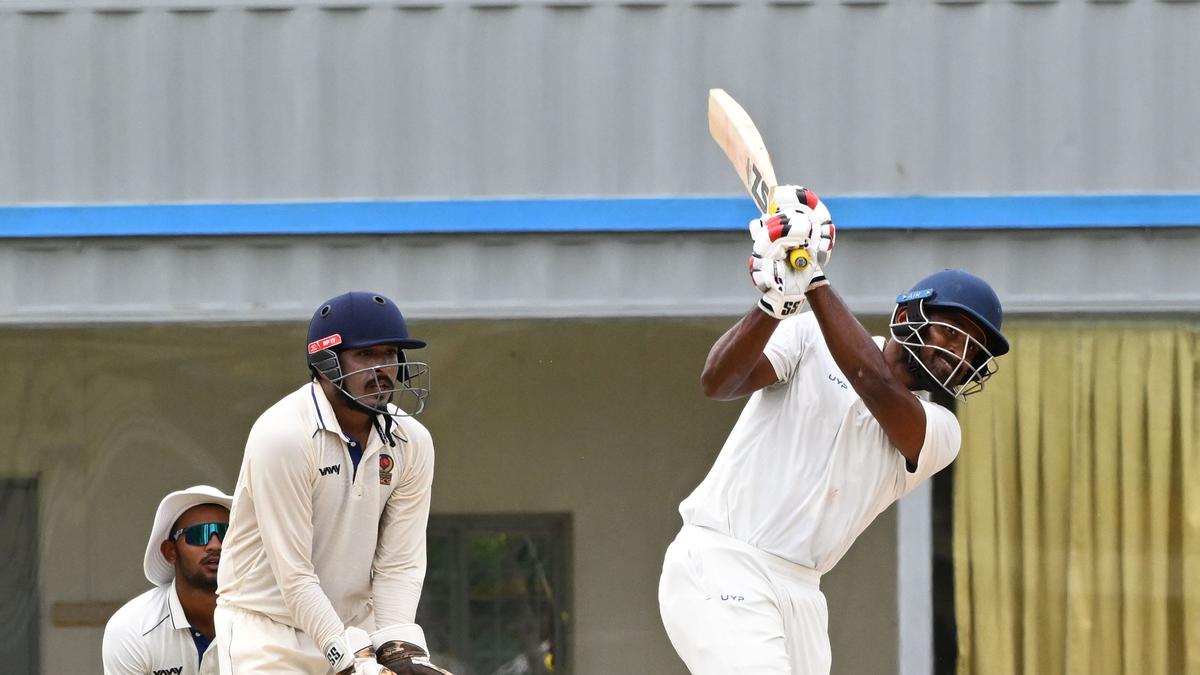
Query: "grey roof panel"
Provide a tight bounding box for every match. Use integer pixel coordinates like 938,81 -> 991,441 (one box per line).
3,0 -> 1199,203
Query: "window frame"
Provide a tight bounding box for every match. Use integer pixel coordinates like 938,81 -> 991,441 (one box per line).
420,512 -> 573,675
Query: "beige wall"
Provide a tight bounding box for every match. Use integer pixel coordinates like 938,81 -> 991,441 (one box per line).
0,316 -> 899,675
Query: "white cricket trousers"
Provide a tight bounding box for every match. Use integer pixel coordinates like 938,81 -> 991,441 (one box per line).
214,604 -> 332,675
658,525 -> 832,675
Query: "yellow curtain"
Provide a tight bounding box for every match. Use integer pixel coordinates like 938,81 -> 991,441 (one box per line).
954,322 -> 1200,675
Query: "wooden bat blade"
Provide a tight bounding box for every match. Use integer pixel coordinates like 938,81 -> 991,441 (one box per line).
707,88 -> 778,214
708,88 -> 810,271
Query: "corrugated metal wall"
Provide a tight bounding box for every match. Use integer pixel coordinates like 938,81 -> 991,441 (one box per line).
2,0 -> 1198,204
3,227 -> 1198,324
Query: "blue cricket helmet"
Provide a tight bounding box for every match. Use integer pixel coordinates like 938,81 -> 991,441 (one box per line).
306,291 -> 426,360
306,292 -> 431,420
895,269 -> 1009,357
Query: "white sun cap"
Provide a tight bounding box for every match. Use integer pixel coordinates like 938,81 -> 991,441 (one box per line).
143,485 -> 233,586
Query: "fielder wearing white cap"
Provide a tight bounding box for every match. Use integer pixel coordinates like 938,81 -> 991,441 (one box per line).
103,485 -> 233,675
658,191 -> 1010,674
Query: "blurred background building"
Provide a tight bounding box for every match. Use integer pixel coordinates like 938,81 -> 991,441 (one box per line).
1,0 -> 1198,673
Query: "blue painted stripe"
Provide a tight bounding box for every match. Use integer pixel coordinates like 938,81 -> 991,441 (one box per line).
1,194 -> 1198,238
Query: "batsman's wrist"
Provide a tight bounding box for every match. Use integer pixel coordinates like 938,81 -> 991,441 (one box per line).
323,634 -> 355,674
758,294 -> 805,320
757,297 -> 782,319
805,265 -> 829,294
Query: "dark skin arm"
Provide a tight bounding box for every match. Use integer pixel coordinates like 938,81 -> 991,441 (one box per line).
700,308 -> 786,400
806,285 -> 926,464
701,288 -> 928,465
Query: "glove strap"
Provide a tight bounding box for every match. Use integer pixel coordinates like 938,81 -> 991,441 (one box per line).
323,633 -> 356,674
758,294 -> 805,320
806,274 -> 830,293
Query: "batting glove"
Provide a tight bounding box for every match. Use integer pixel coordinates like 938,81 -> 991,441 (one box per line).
750,248 -> 824,319
764,185 -> 837,267
327,628 -> 397,675
372,624 -> 455,675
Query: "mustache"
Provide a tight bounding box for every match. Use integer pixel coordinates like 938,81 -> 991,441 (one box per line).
361,370 -> 397,390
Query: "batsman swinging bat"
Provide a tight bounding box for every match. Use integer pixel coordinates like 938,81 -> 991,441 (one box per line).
707,88 -> 810,271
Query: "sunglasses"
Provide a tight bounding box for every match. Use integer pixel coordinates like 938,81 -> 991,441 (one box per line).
171,522 -> 229,546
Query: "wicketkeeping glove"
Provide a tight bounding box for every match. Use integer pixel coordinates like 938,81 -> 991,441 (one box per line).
372,624 -> 455,675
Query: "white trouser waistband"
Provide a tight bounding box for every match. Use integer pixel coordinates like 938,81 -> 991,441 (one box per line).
680,524 -> 822,588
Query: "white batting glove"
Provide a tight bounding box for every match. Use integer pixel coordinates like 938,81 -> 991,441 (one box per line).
749,248 -> 824,321
766,185 -> 837,267
326,628 -> 397,675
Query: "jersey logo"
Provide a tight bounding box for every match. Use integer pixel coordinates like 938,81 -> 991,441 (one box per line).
827,373 -> 849,390
152,667 -> 183,675
319,464 -> 341,476
719,594 -> 745,602
379,454 -> 394,485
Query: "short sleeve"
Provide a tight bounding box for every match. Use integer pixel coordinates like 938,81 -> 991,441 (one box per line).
900,399 -> 961,496
102,612 -> 148,675
762,312 -> 819,384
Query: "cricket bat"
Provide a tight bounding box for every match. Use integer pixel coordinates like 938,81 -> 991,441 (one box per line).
707,88 -> 810,270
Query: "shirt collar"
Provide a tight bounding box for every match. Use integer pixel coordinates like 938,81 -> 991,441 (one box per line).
309,381 -> 349,441
309,381 -> 406,445
166,579 -> 192,631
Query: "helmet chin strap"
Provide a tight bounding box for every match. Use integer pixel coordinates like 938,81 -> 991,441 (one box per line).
904,348 -> 946,396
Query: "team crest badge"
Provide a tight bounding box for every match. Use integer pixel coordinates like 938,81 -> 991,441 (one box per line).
379,454 -> 394,485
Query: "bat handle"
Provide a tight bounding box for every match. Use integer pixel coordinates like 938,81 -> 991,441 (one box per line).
768,201 -> 812,271
788,248 -> 811,271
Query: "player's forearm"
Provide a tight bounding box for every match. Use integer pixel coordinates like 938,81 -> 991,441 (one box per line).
700,308 -> 778,399
805,285 -> 893,391
372,573 -> 425,626
374,452 -> 434,626
280,574 -> 348,648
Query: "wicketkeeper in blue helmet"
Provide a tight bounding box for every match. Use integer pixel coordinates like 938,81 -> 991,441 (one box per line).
217,291 -> 452,675
306,291 -> 431,424
659,188 -> 1010,675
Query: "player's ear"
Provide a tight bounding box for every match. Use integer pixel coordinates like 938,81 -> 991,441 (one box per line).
161,539 -> 178,564
895,306 -> 908,322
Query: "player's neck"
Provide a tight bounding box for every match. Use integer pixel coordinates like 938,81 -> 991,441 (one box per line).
332,405 -> 374,444
883,339 -> 919,391
319,380 -> 375,441
175,578 -> 217,639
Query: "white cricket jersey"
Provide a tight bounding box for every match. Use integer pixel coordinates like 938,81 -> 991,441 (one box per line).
102,581 -> 216,675
679,312 -> 960,573
216,382 -> 434,653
